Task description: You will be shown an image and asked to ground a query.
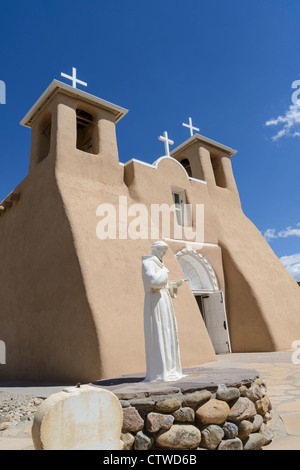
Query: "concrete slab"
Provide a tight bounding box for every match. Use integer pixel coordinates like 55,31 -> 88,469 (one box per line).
264,436 -> 300,451
277,399 -> 300,413
91,366 -> 259,399
0,381 -> 76,398
0,437 -> 34,450
280,413 -> 300,436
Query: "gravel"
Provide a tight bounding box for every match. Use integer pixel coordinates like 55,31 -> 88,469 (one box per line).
0,391 -> 44,427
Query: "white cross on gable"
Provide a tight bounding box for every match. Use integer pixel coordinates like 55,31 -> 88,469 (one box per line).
182,117 -> 199,137
158,131 -> 174,157
60,67 -> 87,89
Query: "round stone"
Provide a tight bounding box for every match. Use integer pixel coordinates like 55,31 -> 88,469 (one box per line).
146,412 -> 174,433
228,397 -> 256,423
120,432 -> 134,450
182,390 -> 212,407
264,411 -> 273,423
122,407 -> 144,433
259,423 -> 274,445
245,384 -> 263,402
251,413 -> 263,432
156,424 -> 201,450
196,399 -> 230,425
222,421 -> 238,439
243,433 -> 266,450
155,398 -> 181,413
237,420 -> 253,439
173,407 -> 195,423
134,431 -> 153,450
129,398 -> 155,409
255,396 -> 270,416
216,385 -> 240,402
218,438 -> 243,450
261,385 -> 267,396
200,425 -> 224,450
119,400 -> 130,408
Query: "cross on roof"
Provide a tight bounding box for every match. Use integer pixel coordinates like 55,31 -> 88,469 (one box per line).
60,67 -> 87,89
182,117 -> 199,137
158,131 -> 174,157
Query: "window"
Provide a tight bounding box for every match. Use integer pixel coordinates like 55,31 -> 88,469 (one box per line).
172,190 -> 186,226
180,158 -> 192,177
38,113 -> 51,163
211,155 -> 226,188
76,109 -> 97,154
210,156 -> 218,172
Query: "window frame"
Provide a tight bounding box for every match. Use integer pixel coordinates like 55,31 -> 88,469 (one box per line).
172,188 -> 187,226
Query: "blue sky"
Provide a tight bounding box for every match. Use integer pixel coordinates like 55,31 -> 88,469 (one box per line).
0,0 -> 299,279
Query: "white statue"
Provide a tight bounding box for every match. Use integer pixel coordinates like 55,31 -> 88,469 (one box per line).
142,241 -> 185,382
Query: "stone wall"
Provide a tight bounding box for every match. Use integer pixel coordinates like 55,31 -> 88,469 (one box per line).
119,378 -> 274,450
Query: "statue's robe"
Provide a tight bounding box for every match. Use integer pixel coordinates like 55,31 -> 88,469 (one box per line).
142,255 -> 183,382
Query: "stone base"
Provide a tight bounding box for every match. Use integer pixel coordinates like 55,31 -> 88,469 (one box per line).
92,366 -> 274,450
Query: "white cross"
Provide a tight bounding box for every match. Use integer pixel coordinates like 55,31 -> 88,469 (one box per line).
60,67 -> 87,89
158,131 -> 174,157
182,117 -> 199,137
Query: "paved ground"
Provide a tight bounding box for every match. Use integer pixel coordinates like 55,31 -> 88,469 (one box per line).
0,350 -> 300,450
209,351 -> 300,450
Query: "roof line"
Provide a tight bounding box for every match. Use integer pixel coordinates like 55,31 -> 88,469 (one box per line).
20,80 -> 129,128
170,133 -> 237,157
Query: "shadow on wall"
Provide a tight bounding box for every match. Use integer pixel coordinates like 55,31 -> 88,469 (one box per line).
221,245 -> 275,353
0,161 -> 102,383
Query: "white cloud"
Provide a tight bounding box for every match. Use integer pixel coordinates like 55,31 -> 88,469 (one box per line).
280,253 -> 300,282
280,253 -> 300,266
265,102 -> 300,141
263,228 -> 278,241
278,227 -> 300,238
263,223 -> 300,241
263,223 -> 300,281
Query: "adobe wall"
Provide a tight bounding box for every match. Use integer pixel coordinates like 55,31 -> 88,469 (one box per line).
1,83 -> 300,384
54,115 -> 217,378
0,93 -> 217,383
214,194 -> 300,351
171,143 -> 300,353
0,156 -> 102,382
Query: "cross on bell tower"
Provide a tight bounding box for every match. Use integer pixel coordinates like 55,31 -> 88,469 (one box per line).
182,117 -> 199,137
60,67 -> 88,89
158,131 -> 174,157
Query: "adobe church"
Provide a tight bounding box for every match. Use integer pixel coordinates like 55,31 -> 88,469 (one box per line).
1,79 -> 300,383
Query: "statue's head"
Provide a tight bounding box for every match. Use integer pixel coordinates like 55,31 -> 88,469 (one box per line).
151,241 -> 169,260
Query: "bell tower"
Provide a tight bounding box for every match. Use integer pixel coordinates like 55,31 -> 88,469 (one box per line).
21,80 -> 128,182
170,134 -> 240,200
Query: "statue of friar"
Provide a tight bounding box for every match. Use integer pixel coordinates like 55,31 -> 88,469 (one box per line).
142,241 -> 185,382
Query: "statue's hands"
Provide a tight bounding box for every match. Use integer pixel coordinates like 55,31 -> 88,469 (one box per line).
173,279 -> 187,287
168,279 -> 188,298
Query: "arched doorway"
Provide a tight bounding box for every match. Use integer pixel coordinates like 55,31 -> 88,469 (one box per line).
176,248 -> 231,354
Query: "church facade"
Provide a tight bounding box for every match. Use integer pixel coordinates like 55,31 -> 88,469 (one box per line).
1,80 -> 300,382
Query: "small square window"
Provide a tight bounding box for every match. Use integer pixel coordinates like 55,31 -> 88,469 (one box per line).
172,190 -> 186,226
